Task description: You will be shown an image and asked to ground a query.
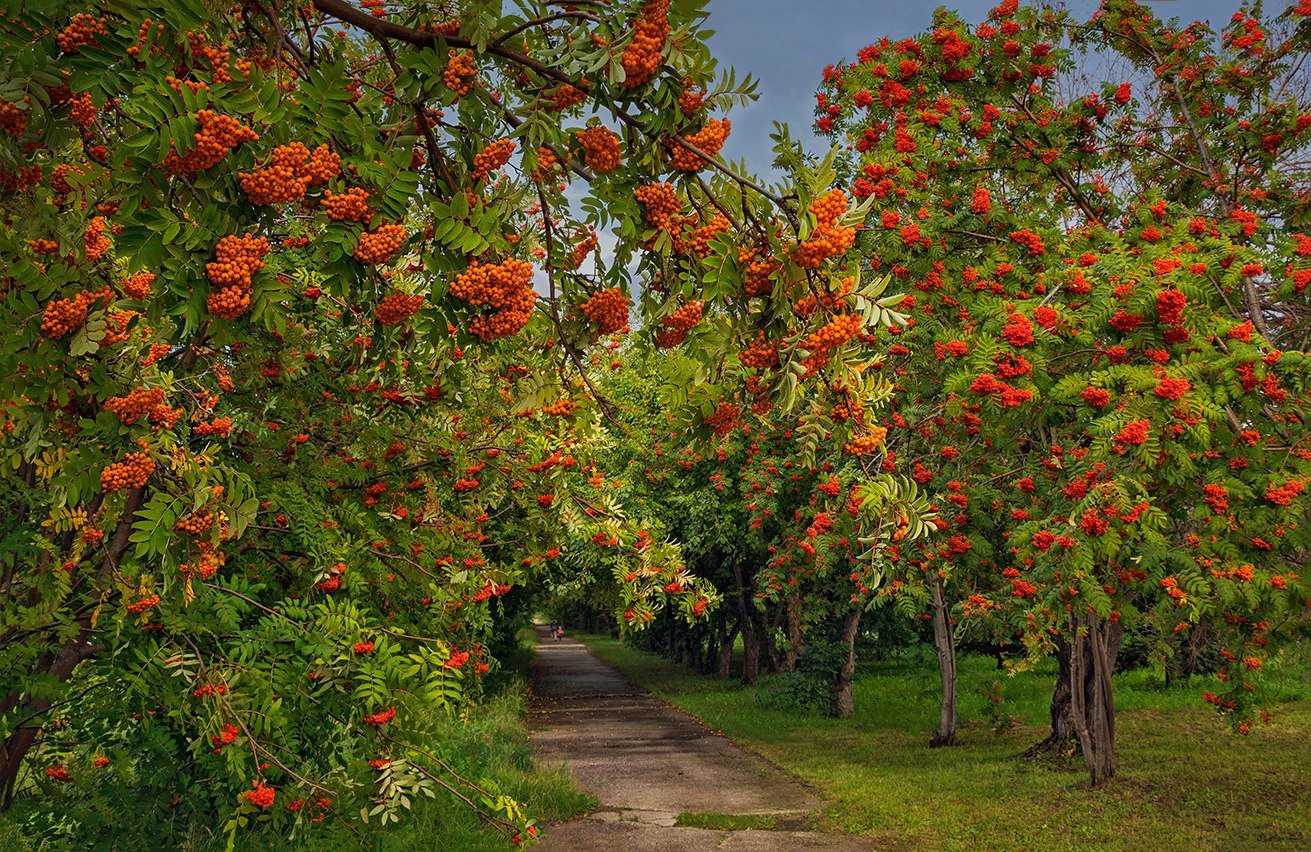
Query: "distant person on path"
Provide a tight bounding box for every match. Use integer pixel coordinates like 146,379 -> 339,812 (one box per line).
554,624 -> 565,641
549,619 -> 558,636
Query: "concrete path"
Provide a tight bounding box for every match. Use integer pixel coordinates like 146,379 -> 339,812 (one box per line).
528,625 -> 872,850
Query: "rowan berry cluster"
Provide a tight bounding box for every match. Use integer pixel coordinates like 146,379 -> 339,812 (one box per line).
0,99 -> 27,138
577,126 -> 621,173
101,452 -> 155,492
844,427 -> 889,456
571,230 -> 598,269
542,398 -> 578,417
56,14 -> 107,53
121,272 -> 155,300
162,111 -> 258,175
374,291 -> 425,327
581,287 -> 631,334
194,417 -> 233,437
83,216 -> 110,262
28,238 -> 58,255
240,142 -> 339,205
547,83 -> 587,111
618,1 -> 670,89
655,301 -> 703,348
688,212 -> 730,258
471,139 -> 516,182
68,93 -> 97,126
800,313 -> 861,375
741,251 -> 780,298
793,190 -> 855,268
740,331 -> 780,370
353,224 -> 407,265
104,387 -> 167,424
444,52 -> 476,96
41,291 -> 94,339
244,783 -> 276,808
530,147 -> 559,182
321,187 -> 372,222
183,548 -> 224,580
206,233 -> 270,319
175,510 -> 215,536
363,706 -> 396,726
126,593 -> 160,614
449,258 -> 537,341
679,82 -> 705,114
635,182 -> 681,230
669,118 -> 731,171
703,401 -> 742,437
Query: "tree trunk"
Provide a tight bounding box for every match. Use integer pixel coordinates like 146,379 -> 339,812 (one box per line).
928,572 -> 958,747
784,592 -> 804,673
731,563 -> 760,684
829,606 -> 862,718
717,620 -> 738,680
1024,634 -> 1075,759
1068,612 -> 1121,787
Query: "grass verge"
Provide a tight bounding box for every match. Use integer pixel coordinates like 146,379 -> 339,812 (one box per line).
579,633 -> 1311,850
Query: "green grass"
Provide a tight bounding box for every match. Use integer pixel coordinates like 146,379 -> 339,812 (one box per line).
676,812 -> 778,830
579,634 -> 1311,850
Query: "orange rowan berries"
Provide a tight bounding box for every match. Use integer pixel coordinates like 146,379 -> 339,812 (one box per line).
321,186 -> 372,222
353,224 -> 407,265
121,271 -> 156,300
571,230 -> 598,269
618,1 -> 670,89
104,388 -> 166,424
126,593 -> 160,615
542,398 -> 578,417
206,233 -> 269,319
240,143 -> 338,205
669,118 -> 731,171
577,125 -> 622,173
800,313 -> 862,375
444,52 -> 476,96
472,139 -> 515,182
375,291 -> 425,327
742,251 -> 780,298
547,83 -> 587,111
175,510 -> 215,536
50,163 -> 82,195
655,301 -> 703,348
68,93 -> 97,126
844,427 -> 889,456
635,182 -> 681,231
41,291 -> 94,339
530,147 -> 559,182
29,239 -> 59,255
0,99 -> 27,138
703,401 -> 742,437
84,216 -> 110,262
678,82 -> 705,115
194,417 -> 233,437
162,111 -> 258,175
740,331 -> 780,370
100,310 -> 138,346
689,212 -> 730,258
101,452 -> 155,492
244,783 -> 276,809
581,288 -> 632,334
449,258 -> 537,341
793,190 -> 855,269
56,14 -> 108,53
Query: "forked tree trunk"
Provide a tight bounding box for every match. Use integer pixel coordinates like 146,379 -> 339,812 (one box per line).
829,606 -> 862,718
928,572 -> 958,747
1068,612 -> 1120,787
717,620 -> 738,680
732,563 -> 760,684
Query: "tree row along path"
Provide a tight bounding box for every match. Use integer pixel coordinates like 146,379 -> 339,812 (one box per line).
528,625 -> 870,850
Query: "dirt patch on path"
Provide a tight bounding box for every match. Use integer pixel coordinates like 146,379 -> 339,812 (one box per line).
528,625 -> 872,850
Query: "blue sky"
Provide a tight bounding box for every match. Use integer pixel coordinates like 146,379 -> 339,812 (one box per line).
701,0 -> 1254,176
